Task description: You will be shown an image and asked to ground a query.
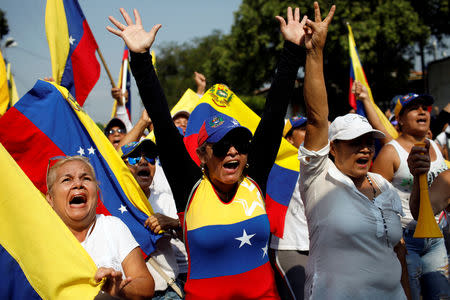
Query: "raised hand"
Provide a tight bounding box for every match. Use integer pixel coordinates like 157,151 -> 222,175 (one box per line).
352,80 -> 369,102
107,8 -> 161,53
194,71 -> 206,95
407,140 -> 431,177
275,7 -> 308,46
304,2 -> 336,52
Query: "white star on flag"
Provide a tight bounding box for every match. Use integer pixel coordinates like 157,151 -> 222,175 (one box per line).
69,35 -> 75,45
88,146 -> 95,155
77,147 -> 85,156
235,229 -> 255,248
262,243 -> 268,258
118,205 -> 127,214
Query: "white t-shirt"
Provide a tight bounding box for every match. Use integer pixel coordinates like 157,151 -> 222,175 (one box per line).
270,178 -> 309,251
81,214 -> 139,278
299,143 -> 406,300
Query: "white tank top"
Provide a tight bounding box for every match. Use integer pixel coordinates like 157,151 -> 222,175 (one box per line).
388,139 -> 448,227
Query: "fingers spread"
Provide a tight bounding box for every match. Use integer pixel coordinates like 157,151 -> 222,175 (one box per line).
275,16 -> 286,29
134,9 -> 142,25
314,2 -> 322,23
324,5 -> 336,25
108,16 -> 126,31
120,8 -> 134,26
294,7 -> 300,22
150,24 -> 162,37
287,7 -> 293,23
300,15 -> 308,26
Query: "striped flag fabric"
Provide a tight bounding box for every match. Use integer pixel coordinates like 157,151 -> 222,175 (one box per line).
0,49 -> 9,115
0,80 -> 160,255
347,23 -> 398,139
0,143 -> 102,299
183,84 -> 299,238
45,0 -> 100,106
6,63 -> 19,107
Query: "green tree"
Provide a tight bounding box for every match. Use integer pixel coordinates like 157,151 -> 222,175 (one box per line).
0,9 -> 9,41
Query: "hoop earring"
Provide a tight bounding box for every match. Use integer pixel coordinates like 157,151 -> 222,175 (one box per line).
245,163 -> 249,169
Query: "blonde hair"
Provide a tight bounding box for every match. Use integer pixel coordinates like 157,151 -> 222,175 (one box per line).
46,156 -> 98,193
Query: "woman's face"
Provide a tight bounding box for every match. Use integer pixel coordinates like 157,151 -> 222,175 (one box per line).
199,138 -> 249,193
398,102 -> 430,136
330,133 -> 375,180
46,160 -> 98,230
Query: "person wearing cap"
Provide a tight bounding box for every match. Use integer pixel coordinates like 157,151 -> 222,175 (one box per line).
171,110 -> 190,135
372,93 -> 448,299
269,115 -> 309,300
107,4 -> 316,299
104,118 -> 127,149
297,3 -> 408,298
121,140 -> 185,299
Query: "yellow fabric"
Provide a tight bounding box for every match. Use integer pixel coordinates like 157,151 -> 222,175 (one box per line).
0,143 -> 102,299
0,50 -> 10,115
45,0 -> 70,84
50,82 -> 155,216
186,177 -> 266,231
6,63 -> 19,106
348,23 -> 398,139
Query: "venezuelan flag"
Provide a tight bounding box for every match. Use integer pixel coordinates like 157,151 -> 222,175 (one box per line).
111,46 -> 132,121
348,23 -> 398,139
6,63 -> 19,107
183,84 -> 299,238
0,80 -> 160,255
45,0 -> 100,106
0,143 -> 101,299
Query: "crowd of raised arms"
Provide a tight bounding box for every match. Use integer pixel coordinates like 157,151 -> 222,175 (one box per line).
8,2 -> 450,300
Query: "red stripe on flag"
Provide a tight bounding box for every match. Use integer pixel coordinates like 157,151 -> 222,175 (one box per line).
183,134 -> 201,166
348,77 -> 356,110
71,21 -> 100,106
0,107 -> 65,194
265,194 -> 288,237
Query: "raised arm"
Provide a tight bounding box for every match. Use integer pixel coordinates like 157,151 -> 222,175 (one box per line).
303,2 -> 335,151
107,9 -> 201,212
352,80 -> 393,144
247,7 -> 307,193
407,141 -> 450,219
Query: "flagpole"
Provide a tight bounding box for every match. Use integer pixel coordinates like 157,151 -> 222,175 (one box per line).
96,47 -> 115,87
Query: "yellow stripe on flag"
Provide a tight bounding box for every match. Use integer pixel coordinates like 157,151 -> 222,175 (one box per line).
348,23 -> 398,139
0,50 -> 9,115
0,143 -> 101,299
45,0 -> 70,84
6,63 -> 19,106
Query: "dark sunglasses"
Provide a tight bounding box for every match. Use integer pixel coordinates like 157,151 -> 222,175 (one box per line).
107,128 -> 126,136
212,138 -> 250,157
126,156 -> 156,165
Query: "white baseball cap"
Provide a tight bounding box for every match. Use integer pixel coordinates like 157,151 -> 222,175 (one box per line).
328,114 -> 385,141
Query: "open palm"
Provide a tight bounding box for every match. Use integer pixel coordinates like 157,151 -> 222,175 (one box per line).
276,7 -> 308,46
107,8 -> 161,54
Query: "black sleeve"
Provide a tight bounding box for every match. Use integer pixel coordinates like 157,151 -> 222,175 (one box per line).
130,51 -> 202,212
247,41 -> 303,195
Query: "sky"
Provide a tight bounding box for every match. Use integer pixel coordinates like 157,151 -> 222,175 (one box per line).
2,0 -> 242,124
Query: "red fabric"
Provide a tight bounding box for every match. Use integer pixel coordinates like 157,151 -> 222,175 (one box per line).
71,21 -> 100,106
265,194 -> 288,237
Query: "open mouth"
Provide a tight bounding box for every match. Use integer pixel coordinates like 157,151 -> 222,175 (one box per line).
137,169 -> 150,179
356,157 -> 369,166
69,195 -> 87,206
417,118 -> 427,124
112,139 -> 121,147
223,160 -> 239,170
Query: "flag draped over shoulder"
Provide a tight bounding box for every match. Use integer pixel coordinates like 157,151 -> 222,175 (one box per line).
0,143 -> 101,299
111,46 -> 132,121
45,0 -> 100,106
348,23 -> 398,139
183,84 -> 299,238
0,80 -> 160,255
0,49 -> 9,115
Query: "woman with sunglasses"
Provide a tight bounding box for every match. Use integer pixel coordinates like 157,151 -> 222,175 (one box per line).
372,94 -> 449,299
45,156 -> 154,299
107,5 -> 313,299
296,3 -> 409,299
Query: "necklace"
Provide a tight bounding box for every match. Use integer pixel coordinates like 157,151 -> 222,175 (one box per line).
366,174 -> 377,199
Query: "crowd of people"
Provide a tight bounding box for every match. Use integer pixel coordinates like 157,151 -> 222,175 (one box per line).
33,2 -> 450,299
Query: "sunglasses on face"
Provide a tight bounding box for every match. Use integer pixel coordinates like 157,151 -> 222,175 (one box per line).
126,156 -> 156,166
107,128 -> 126,136
211,138 -> 250,157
